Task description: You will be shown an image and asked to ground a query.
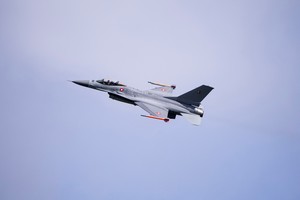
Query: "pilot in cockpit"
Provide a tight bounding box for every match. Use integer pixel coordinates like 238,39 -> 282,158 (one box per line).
96,79 -> 125,86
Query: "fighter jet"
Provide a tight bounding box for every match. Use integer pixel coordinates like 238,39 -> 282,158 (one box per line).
72,79 -> 213,125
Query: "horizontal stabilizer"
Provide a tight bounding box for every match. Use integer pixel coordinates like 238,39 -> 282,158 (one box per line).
181,113 -> 202,126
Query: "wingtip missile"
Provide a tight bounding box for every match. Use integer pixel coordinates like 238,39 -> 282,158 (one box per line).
141,115 -> 170,122
148,81 -> 176,89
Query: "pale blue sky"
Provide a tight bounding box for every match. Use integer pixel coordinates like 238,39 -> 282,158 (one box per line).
1,0 -> 300,199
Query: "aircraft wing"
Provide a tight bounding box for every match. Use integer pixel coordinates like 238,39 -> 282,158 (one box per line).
149,86 -> 174,94
136,102 -> 169,119
146,81 -> 176,95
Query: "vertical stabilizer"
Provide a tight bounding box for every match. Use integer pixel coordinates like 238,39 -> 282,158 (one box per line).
177,85 -> 213,105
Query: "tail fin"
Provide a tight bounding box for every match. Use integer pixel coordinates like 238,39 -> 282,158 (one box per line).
177,85 -> 213,106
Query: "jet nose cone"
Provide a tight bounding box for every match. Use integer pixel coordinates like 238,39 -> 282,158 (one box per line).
72,80 -> 90,87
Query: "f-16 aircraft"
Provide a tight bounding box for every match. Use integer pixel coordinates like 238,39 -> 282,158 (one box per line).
72,79 -> 213,125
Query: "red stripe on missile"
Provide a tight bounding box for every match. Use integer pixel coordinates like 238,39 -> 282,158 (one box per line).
141,115 -> 169,122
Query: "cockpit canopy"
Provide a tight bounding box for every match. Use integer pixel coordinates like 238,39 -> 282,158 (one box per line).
96,79 -> 125,86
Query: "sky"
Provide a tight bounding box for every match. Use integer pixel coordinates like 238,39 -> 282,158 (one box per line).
1,0 -> 300,199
